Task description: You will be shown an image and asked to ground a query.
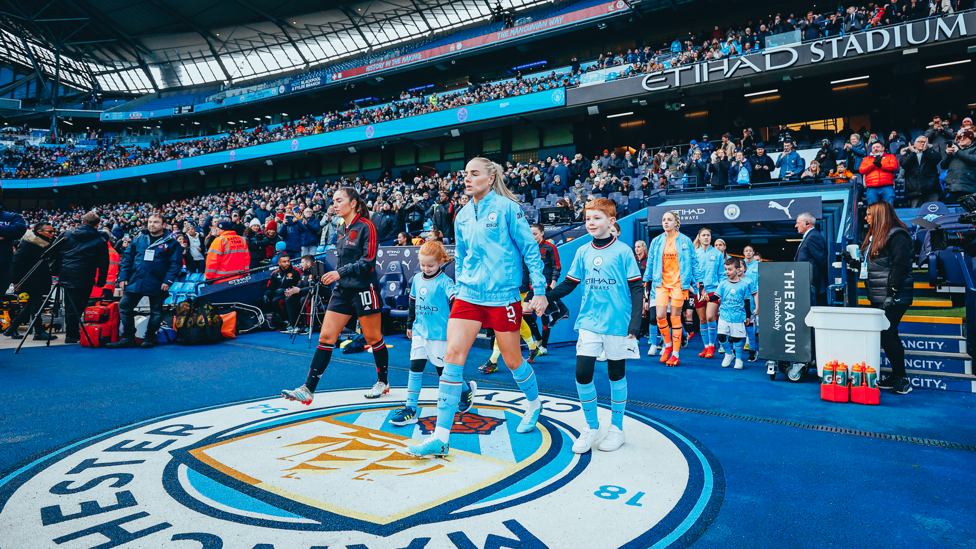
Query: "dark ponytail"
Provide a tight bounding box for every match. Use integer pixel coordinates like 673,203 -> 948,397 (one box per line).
338,186 -> 370,220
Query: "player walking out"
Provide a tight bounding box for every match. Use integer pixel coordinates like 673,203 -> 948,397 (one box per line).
281,187 -> 390,404
546,199 -> 642,453
716,258 -> 758,369
389,241 -> 476,426
693,228 -> 725,359
644,211 -> 703,367
407,158 -> 549,457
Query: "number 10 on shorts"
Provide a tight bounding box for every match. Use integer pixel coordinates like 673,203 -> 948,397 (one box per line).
360,290 -> 373,309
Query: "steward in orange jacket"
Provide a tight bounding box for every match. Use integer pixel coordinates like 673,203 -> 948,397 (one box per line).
91,237 -> 120,298
205,221 -> 249,281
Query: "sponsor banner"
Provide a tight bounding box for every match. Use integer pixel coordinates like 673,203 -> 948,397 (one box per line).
758,262 -> 814,363
0,388 -> 723,546
646,196 -> 822,225
100,108 -> 176,121
331,1 -> 628,82
288,73 -> 327,93
4,89 -> 564,190
224,85 -> 285,105
882,353 -> 972,375
899,334 -> 967,355
568,12 -> 975,105
579,63 -> 639,86
327,246 -> 457,282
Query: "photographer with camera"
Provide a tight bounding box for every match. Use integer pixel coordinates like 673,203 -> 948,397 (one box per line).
282,254 -> 331,335
263,253 -> 302,331
3,222 -> 55,340
845,201 -> 914,395
55,212 -> 109,344
942,128 -> 976,205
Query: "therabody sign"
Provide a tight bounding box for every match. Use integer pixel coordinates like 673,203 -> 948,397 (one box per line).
758,262 -> 813,362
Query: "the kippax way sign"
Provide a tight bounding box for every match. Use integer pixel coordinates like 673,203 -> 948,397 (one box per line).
646,196 -> 822,226
758,262 -> 813,363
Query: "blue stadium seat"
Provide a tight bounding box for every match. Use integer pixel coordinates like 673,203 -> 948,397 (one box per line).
629,190 -> 644,200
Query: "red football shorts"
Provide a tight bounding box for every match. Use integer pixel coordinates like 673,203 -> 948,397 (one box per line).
450,299 -> 522,332
693,291 -> 720,308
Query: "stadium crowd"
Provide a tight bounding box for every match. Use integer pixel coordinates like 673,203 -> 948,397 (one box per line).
2,1 -> 971,180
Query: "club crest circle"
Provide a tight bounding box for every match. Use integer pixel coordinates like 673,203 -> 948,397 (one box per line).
0,389 -> 722,548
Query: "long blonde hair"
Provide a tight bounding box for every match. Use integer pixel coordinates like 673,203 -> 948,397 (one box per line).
692,227 -> 712,249
470,157 -> 518,202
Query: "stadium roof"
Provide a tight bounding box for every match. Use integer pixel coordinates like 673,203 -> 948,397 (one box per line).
0,0 -> 565,94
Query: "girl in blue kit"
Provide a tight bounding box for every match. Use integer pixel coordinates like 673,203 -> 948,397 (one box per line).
406,157 -> 549,458
547,199 -> 643,453
693,228 -> 725,359
716,257 -> 758,370
389,241 -> 475,426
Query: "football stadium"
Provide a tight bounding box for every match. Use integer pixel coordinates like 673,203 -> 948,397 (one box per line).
1,0 -> 975,547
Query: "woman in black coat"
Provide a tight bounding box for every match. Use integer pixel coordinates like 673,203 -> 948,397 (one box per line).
4,222 -> 56,340
847,200 -> 914,395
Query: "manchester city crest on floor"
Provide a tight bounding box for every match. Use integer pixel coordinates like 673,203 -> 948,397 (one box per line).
0,389 -> 723,548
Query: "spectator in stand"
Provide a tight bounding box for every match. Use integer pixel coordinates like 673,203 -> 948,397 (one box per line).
774,124 -> 793,149
429,192 -> 455,243
942,128 -> 976,205
709,149 -> 730,190
684,149 -> 708,190
55,212 -> 109,344
299,207 -> 321,257
4,222 -> 55,340
719,134 -> 736,159
279,207 -> 306,257
775,140 -> 805,180
814,139 -> 838,173
108,213 -> 182,349
900,135 -> 943,207
699,135 -> 714,155
749,143 -> 775,184
729,150 -> 752,186
395,232 -> 411,246
800,160 -> 826,183
182,223 -> 205,272
843,6 -> 867,32
828,160 -> 854,183
839,133 -> 867,173
926,114 -> 956,159
741,129 -> 756,156
554,158 -> 571,188
860,141 -> 899,204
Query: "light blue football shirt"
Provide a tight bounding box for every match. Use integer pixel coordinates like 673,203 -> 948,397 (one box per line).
717,277 -> 756,324
565,238 -> 642,337
409,271 -> 456,340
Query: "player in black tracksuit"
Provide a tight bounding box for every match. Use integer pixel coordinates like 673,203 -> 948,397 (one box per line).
263,255 -> 302,328
523,224 -> 569,354
282,187 -> 391,405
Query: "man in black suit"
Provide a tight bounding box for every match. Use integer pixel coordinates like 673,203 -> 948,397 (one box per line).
794,212 -> 828,306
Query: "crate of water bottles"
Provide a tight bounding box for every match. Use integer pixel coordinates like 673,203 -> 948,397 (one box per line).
820,361 -> 880,405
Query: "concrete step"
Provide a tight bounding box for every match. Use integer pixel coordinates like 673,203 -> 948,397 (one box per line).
882,350 -> 972,375
899,334 -> 967,355
900,315 -> 964,337
857,298 -> 953,308
880,370 -> 976,393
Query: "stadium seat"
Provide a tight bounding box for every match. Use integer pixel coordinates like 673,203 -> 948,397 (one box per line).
389,295 -> 410,318
629,190 -> 644,200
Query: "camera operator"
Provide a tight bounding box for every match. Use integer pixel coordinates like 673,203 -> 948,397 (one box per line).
942,128 -> 976,205
107,213 -> 182,349
0,186 -> 28,295
263,253 -> 302,331
845,201 -> 914,395
3,222 -> 55,340
55,212 -> 109,344
283,254 -> 331,335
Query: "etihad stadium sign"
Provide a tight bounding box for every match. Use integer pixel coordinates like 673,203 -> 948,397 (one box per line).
568,12 -> 974,105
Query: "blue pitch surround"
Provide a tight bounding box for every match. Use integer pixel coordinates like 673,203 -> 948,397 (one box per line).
2,331 -> 975,548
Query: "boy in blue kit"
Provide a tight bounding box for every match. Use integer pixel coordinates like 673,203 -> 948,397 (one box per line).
716,257 -> 758,370
390,241 -> 475,426
547,199 -> 643,453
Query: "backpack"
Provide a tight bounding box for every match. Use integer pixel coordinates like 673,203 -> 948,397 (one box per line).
736,165 -> 751,184
174,296 -> 224,345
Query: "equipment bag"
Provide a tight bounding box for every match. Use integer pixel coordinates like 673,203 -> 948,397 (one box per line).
80,301 -> 120,348
174,296 -> 224,345
219,312 -> 237,339
213,302 -> 266,334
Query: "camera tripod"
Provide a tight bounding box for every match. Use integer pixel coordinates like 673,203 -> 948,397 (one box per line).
289,261 -> 329,347
13,279 -> 95,354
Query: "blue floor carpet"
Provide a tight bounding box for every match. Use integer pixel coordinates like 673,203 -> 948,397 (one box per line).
2,331 -> 975,548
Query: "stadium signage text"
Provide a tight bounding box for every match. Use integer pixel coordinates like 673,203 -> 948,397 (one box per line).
330,1 -> 627,82
758,262 -> 814,362
646,196 -> 822,225
568,12 -> 973,104
0,389 -> 723,548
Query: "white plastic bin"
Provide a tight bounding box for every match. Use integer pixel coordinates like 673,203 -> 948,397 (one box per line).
804,307 -> 890,378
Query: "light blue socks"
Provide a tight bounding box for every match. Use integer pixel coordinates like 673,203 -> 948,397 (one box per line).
512,360 -> 539,403
575,381 -> 599,429
610,378 -> 627,431
405,370 -> 423,409
433,362 -> 464,442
